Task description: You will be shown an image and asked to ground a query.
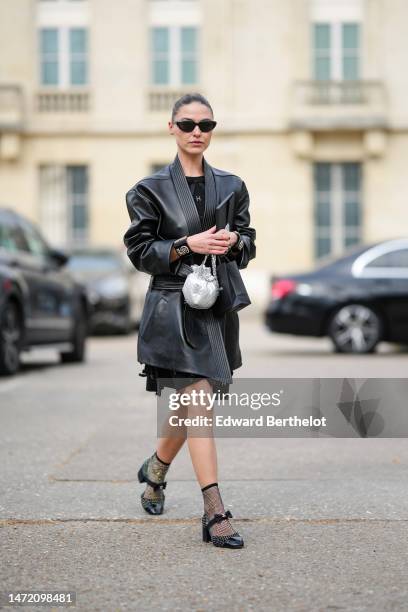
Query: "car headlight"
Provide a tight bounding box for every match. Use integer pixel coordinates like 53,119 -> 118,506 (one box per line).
96,276 -> 128,299
87,288 -> 101,305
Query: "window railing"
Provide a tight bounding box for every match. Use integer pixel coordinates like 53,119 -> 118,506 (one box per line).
148,87 -> 196,112
291,80 -> 387,131
293,80 -> 385,106
36,89 -> 90,112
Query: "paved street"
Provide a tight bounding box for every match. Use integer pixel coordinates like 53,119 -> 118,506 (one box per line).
1,315 -> 408,611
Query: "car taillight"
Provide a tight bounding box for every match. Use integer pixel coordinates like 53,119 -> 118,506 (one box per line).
271,279 -> 297,300
2,279 -> 12,292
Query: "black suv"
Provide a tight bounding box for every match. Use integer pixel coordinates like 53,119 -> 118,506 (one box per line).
0,208 -> 89,375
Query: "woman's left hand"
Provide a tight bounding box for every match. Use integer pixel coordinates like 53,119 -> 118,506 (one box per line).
214,228 -> 238,250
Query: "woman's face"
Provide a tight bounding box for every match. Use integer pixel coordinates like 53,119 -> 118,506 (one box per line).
168,102 -> 214,156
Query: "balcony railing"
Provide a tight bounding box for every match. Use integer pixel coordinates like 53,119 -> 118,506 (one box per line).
37,89 -> 90,112
291,80 -> 387,130
148,87 -> 198,112
0,85 -> 24,130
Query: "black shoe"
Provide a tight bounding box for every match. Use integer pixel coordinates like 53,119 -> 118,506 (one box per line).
202,510 -> 244,548
137,458 -> 167,515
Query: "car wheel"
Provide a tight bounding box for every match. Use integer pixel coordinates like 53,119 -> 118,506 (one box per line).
0,300 -> 22,376
60,302 -> 88,363
328,303 -> 382,354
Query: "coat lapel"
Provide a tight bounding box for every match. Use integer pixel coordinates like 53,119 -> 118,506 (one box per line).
169,152 -> 218,234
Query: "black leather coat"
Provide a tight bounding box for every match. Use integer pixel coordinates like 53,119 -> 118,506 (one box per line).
123,153 -> 256,386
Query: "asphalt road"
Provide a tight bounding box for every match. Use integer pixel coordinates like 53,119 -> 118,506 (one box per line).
1,316 -> 407,611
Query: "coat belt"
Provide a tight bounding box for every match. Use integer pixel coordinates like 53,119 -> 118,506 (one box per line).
151,275 -> 186,290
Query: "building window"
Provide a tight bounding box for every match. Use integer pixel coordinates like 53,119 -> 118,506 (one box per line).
313,22 -> 360,80
39,164 -> 89,247
181,27 -> 197,84
152,27 -> 169,84
67,166 -> 88,244
342,23 -> 360,80
69,28 -> 88,84
314,162 -> 362,260
314,24 -> 331,80
151,26 -> 198,85
39,27 -> 88,86
40,28 -> 59,85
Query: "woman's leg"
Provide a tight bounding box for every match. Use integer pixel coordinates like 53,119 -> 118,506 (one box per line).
180,378 -> 218,487
179,378 -> 240,541
156,386 -> 188,462
156,430 -> 186,464
140,399 -> 187,510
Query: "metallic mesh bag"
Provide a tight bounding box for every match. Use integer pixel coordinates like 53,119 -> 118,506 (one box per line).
182,254 -> 219,309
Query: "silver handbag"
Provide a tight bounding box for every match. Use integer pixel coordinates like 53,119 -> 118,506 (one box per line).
182,254 -> 220,309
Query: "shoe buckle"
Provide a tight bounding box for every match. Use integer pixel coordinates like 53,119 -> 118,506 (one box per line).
214,510 -> 232,520
152,481 -> 167,491
207,509 -> 233,530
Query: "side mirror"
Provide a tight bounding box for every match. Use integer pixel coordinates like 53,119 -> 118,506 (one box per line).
48,248 -> 69,267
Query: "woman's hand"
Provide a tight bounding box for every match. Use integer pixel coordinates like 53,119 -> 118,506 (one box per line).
187,225 -> 237,255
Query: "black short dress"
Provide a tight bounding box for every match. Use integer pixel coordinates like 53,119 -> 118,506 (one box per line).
140,174 -> 214,395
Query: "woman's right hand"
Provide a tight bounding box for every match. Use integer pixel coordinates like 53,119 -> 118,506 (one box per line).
186,225 -> 230,255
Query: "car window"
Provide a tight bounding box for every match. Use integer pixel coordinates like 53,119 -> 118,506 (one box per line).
20,223 -> 49,257
365,249 -> 408,268
315,243 -> 372,272
0,221 -> 30,253
0,222 -> 16,252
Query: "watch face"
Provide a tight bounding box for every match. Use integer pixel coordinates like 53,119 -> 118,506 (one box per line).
177,245 -> 190,256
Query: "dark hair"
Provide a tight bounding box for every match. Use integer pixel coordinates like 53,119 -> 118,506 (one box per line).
171,92 -> 214,122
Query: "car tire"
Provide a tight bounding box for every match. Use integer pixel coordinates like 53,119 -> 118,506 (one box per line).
327,303 -> 383,354
0,300 -> 22,376
60,302 -> 88,363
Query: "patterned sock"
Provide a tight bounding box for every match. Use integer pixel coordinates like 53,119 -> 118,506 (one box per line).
142,451 -> 171,502
201,482 -> 238,538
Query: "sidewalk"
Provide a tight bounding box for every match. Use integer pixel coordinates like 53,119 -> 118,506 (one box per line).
1,322 -> 407,611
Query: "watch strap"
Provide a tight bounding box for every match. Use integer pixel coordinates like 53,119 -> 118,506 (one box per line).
173,236 -> 191,258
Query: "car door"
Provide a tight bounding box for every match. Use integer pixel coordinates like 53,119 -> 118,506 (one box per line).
17,219 -> 74,343
0,216 -> 40,343
357,245 -> 408,341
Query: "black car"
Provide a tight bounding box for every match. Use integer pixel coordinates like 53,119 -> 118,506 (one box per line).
265,238 -> 408,353
0,208 -> 89,375
65,248 -> 142,334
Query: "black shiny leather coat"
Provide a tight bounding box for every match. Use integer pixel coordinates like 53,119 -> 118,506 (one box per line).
123,153 -> 256,386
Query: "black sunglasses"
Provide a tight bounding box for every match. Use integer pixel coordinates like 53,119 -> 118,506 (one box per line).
175,119 -> 217,133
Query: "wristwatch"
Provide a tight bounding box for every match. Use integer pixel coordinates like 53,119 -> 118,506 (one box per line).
231,231 -> 244,252
173,235 -> 191,258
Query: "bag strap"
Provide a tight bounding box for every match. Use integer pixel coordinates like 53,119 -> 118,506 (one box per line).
201,253 -> 217,278
210,254 -> 217,277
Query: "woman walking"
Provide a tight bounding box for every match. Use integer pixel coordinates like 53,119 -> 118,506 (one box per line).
123,93 -> 256,548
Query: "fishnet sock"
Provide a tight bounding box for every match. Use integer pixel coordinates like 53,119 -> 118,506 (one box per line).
201,483 -> 238,538
142,451 -> 170,502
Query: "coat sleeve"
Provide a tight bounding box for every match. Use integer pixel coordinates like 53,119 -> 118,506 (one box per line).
225,180 -> 256,269
123,183 -> 182,276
